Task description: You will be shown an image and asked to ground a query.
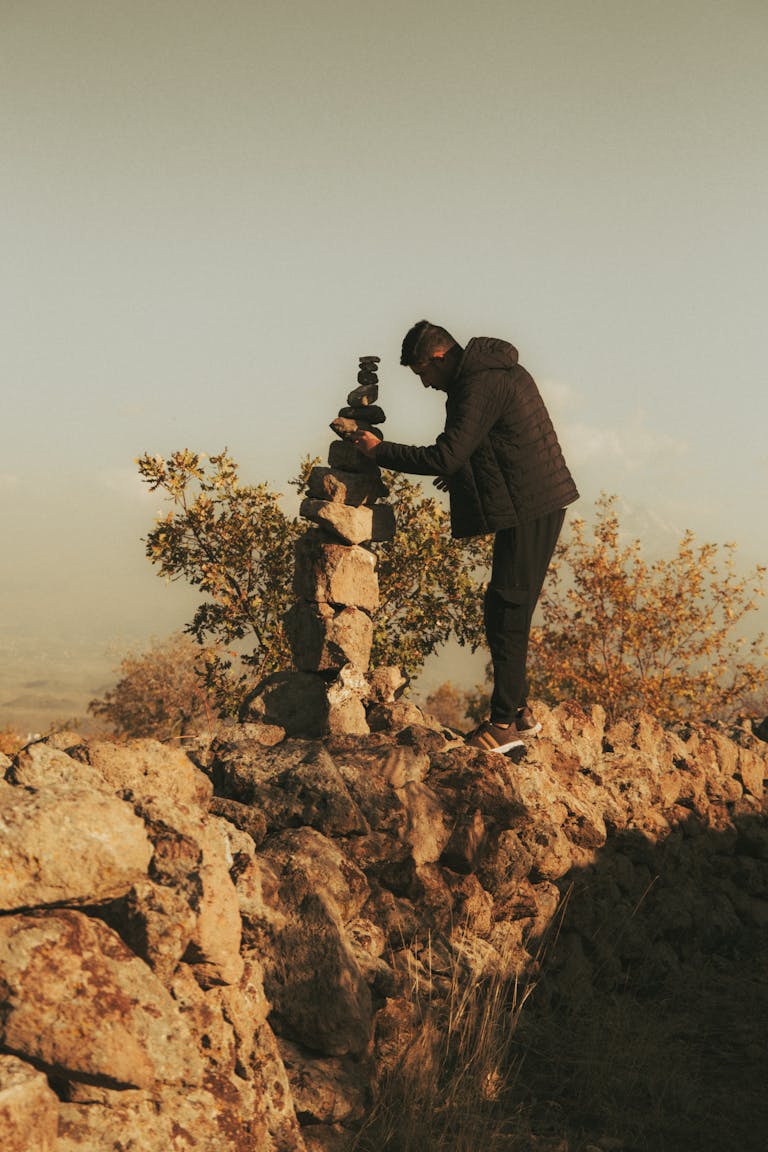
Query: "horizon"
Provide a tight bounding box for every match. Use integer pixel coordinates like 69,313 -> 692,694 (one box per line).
2,1 -> 767,732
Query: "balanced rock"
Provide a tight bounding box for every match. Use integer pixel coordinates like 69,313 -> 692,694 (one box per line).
329,417 -> 383,441
338,404 -> 386,424
347,383 -> 379,406
285,600 -> 373,672
294,530 -> 379,612
328,439 -> 381,474
307,466 -> 387,507
299,499 -> 395,546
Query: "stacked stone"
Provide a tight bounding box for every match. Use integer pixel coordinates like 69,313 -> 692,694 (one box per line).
282,355 -> 397,735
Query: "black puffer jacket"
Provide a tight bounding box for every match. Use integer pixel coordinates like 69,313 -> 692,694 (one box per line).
376,337 -> 579,538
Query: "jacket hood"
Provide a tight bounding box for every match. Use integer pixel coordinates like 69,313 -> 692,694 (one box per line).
457,336 -> 519,378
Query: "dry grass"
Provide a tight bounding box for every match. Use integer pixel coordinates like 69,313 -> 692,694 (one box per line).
353,935 -> 540,1152
352,917 -> 768,1152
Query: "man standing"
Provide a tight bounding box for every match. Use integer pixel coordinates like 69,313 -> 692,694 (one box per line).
353,320 -> 578,754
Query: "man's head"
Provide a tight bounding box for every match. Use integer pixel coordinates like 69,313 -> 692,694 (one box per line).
400,320 -> 462,391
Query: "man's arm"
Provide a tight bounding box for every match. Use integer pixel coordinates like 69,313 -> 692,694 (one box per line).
355,373 -> 509,477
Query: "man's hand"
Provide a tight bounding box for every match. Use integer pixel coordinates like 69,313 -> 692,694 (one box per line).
351,431 -> 381,457
433,477 -> 449,492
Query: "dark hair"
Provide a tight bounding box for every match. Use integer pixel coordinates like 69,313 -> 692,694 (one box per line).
400,320 -> 456,366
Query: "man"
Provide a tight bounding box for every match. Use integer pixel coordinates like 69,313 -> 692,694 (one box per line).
353,319 -> 578,754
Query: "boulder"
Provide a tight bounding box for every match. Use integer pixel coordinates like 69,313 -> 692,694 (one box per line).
365,665 -> 409,703
0,1055 -> 58,1152
84,739 -> 213,809
212,739 -> 367,837
9,742 -> 108,792
0,781 -> 152,911
0,910 -> 202,1088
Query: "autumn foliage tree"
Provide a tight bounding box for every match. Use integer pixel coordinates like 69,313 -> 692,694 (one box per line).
89,633 -> 215,739
527,495 -> 767,723
136,450 -> 490,713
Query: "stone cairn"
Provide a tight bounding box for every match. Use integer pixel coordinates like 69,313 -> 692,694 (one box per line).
254,356 -> 400,737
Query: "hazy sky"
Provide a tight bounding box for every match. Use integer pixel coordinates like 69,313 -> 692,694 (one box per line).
2,1 -> 767,727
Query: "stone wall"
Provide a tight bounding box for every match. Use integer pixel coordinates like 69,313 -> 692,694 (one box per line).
1,703 -> 766,1150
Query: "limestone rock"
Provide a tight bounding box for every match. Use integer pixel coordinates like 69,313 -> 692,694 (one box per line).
9,742 -> 108,792
110,878 -> 199,983
278,1039 -> 367,1125
293,530 -> 379,611
185,817 -> 245,987
209,795 -> 268,846
367,699 -> 427,732
299,499 -> 395,546
285,600 -> 373,671
365,665 -> 409,703
0,910 -> 202,1088
326,663 -> 371,737
263,827 -> 371,923
56,1084 -> 268,1152
0,1055 -> 59,1152
84,739 -> 213,809
0,781 -> 153,911
248,829 -> 373,1052
212,738 -> 368,837
264,889 -> 372,1056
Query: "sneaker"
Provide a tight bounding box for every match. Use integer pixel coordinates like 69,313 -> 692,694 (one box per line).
465,720 -> 525,754
514,705 -> 542,737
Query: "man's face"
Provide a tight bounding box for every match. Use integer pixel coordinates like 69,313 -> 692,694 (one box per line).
409,354 -> 453,392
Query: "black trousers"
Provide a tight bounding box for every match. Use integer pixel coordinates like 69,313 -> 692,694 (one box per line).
483,507 -> 566,723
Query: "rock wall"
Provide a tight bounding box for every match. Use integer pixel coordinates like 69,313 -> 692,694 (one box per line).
1,704 -> 766,1150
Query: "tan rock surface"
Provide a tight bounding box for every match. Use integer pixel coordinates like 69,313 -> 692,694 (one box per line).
285,600 -> 373,672
85,738 -> 213,808
0,781 -> 152,911
0,910 -> 202,1088
293,530 -> 379,611
0,1055 -> 58,1152
299,498 -> 395,545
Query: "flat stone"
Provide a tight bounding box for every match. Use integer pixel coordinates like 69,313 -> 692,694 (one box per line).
338,404 -> 386,424
357,369 -> 378,385
307,466 -> 388,506
299,498 -> 395,545
329,416 -> 383,441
